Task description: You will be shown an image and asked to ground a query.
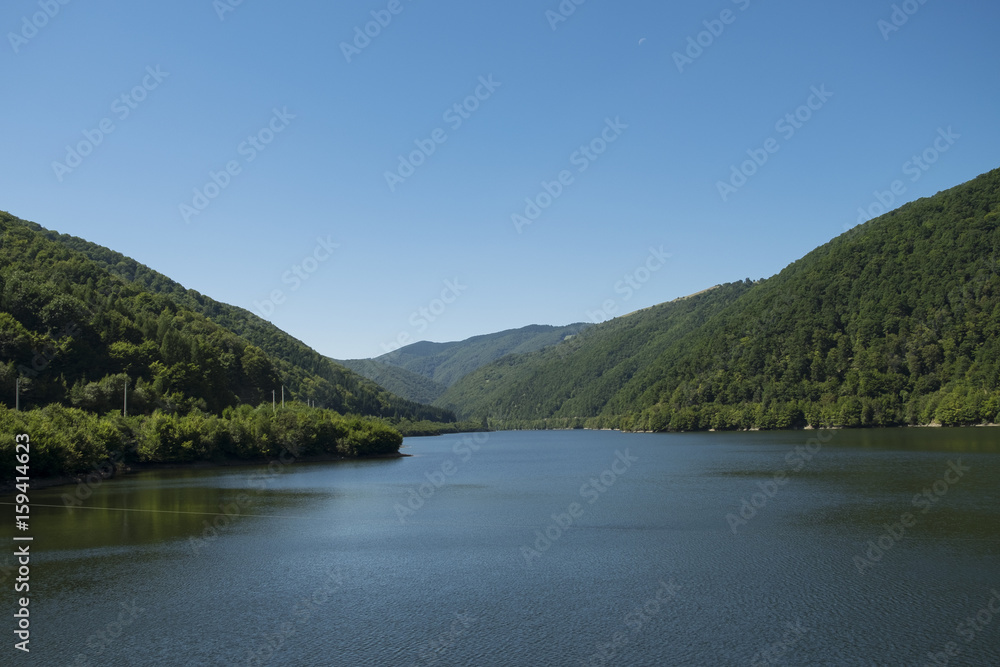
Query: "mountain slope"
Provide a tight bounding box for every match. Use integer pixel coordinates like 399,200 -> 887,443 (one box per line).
0,211 -> 418,477
441,168 -> 1000,429
435,283 -> 750,420
40,219 -> 453,423
354,323 -> 591,392
338,358 -> 448,405
1,211 -> 272,414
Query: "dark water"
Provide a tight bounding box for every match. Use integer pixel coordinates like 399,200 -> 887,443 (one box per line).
3,429 -> 1000,666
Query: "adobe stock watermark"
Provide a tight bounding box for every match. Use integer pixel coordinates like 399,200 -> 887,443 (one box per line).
545,0 -> 588,31
586,245 -> 671,323
849,127 -> 959,229
340,0 -> 415,63
68,599 -> 146,667
750,619 -> 809,667
584,579 -> 681,666
253,236 -> 340,318
213,0 -> 246,21
61,445 -> 137,508
511,117 -> 628,234
414,612 -> 478,666
380,278 -> 468,354
853,458 -> 970,575
878,0 -> 931,41
726,430 -> 833,535
51,66 -> 169,183
520,449 -> 638,567
179,107 -> 295,224
8,0 -> 72,54
924,588 -> 1000,667
393,432 -> 488,523
384,75 -> 501,192
673,0 -> 752,73
245,566 -> 345,666
716,84 -> 833,202
189,445 -> 300,556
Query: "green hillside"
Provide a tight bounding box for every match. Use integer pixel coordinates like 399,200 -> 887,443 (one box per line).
436,284 -> 750,422
338,358 -> 448,405
0,212 -> 456,479
43,220 -> 453,423
441,168 -> 1000,430
360,323 -> 591,393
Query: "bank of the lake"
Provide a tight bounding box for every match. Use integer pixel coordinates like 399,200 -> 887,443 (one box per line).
0,449 -> 411,495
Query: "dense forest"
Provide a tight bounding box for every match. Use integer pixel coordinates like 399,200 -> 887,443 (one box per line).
0,403 -> 402,480
0,212 -> 467,480
337,358 -> 448,406
340,323 -> 590,404
46,222 -> 454,423
439,167 -> 1000,431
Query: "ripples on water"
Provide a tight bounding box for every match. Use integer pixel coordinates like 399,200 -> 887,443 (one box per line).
3,429 -> 999,665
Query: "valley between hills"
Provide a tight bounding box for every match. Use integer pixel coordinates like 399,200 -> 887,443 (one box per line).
2,167 -> 998,482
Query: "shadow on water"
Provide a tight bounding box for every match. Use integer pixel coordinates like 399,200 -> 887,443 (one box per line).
0,458 -> 403,554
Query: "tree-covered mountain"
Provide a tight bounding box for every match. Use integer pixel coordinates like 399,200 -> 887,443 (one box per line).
0,211 -> 457,479
341,323 -> 591,403
337,358 -> 448,406
440,167 -> 1000,430
37,217 -> 453,423
435,284 -> 750,422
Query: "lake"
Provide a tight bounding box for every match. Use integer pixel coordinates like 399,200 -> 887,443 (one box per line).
3,429 -> 1000,666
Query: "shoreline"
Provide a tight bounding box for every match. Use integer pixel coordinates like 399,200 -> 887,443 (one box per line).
2,428 -> 486,495
592,423 -> 1000,433
0,450 -> 409,495
5,423 -> 997,494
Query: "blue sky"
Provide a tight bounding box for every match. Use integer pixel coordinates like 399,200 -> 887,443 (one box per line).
2,0 -> 998,359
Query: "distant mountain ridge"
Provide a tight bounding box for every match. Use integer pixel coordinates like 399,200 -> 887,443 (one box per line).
339,323 -> 590,403
337,359 -> 448,406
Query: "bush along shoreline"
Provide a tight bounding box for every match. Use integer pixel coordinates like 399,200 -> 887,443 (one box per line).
0,402 -> 406,485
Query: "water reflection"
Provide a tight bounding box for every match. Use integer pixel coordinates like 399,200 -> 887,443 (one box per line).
0,430 -> 997,666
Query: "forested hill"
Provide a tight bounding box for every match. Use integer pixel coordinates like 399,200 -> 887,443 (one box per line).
30,216 -> 453,423
342,323 -> 591,404
337,359 -> 448,406
0,211 -> 461,478
435,282 -> 752,422
440,167 -> 1000,430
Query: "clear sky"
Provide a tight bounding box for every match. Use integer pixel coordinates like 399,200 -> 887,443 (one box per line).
2,0 -> 998,359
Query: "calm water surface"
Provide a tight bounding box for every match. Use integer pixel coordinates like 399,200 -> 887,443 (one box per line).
3,429 -> 1000,666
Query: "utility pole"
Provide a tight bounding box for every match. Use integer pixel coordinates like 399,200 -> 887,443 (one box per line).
281,385 -> 285,409
123,378 -> 128,417
272,390 -> 276,414
15,377 -> 20,412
